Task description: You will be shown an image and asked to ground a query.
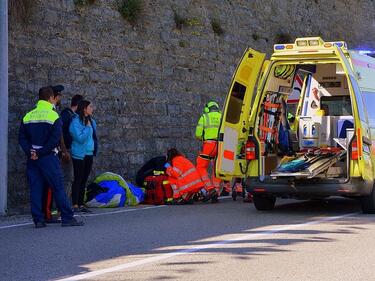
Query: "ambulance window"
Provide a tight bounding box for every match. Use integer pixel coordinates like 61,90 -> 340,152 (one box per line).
225,82 -> 246,124
320,96 -> 352,116
361,92 -> 375,127
349,76 -> 367,122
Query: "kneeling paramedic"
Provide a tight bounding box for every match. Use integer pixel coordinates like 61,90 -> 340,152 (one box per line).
19,86 -> 84,228
195,101 -> 223,202
165,148 -> 204,204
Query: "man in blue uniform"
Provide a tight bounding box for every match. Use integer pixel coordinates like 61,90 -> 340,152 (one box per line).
19,86 -> 84,228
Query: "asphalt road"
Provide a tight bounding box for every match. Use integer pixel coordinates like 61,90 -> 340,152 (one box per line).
1,197 -> 374,281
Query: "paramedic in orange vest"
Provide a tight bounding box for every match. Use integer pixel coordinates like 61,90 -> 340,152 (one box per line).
195,101 -> 223,202
165,148 -> 204,204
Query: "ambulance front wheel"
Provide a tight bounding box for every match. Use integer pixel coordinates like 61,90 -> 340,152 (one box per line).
360,186 -> 375,214
253,194 -> 276,211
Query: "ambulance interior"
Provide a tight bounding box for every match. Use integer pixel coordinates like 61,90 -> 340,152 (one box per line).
256,63 -> 353,180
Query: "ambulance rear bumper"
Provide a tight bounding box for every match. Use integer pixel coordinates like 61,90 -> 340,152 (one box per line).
246,177 -> 373,197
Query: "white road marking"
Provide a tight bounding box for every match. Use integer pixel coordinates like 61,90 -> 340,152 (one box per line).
0,205 -> 166,230
55,212 -> 358,281
0,196 -> 232,230
0,222 -> 34,229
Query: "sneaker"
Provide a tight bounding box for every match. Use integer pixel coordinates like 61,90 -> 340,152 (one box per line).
79,206 -> 92,213
46,218 -> 61,224
61,218 -> 84,227
34,221 -> 47,228
73,207 -> 81,213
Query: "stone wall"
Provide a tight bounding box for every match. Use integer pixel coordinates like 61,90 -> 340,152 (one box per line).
7,0 -> 375,211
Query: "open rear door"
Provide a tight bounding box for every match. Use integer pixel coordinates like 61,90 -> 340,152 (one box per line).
216,48 -> 266,180
335,47 -> 373,183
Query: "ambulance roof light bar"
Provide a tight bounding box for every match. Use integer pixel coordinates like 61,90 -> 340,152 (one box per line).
273,37 -> 347,52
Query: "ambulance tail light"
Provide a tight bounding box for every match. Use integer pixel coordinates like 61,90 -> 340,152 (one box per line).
245,140 -> 256,160
351,137 -> 358,160
351,129 -> 362,160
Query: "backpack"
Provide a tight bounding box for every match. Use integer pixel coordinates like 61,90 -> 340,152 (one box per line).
143,175 -> 173,205
136,156 -> 166,186
61,108 -> 74,149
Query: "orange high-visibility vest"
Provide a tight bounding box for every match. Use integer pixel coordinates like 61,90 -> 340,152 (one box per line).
166,156 -> 204,198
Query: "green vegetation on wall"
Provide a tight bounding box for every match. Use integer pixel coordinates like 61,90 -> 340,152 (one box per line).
211,18 -> 224,35
74,0 -> 96,6
117,0 -> 143,24
9,0 -> 35,24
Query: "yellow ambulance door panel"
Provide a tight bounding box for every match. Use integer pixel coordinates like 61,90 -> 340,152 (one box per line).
335,47 -> 373,182
216,48 -> 266,179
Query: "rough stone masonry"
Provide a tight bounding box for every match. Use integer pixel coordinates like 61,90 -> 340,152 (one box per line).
7,0 -> 375,211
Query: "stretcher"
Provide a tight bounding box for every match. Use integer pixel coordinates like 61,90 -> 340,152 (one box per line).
270,150 -> 346,179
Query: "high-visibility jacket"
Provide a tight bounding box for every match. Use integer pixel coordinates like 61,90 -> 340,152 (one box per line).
166,156 -> 204,198
19,100 -> 61,158
195,110 -> 222,141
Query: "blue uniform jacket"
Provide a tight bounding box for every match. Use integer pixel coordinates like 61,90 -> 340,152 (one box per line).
69,114 -> 98,160
19,100 -> 62,158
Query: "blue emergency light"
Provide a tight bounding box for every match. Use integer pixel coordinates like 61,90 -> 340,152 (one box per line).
275,45 -> 285,50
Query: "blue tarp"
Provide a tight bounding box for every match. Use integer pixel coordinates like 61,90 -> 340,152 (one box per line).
85,172 -> 145,208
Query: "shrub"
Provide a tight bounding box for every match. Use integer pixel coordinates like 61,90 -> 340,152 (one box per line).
117,0 -> 143,24
179,40 -> 187,48
9,0 -> 35,24
174,11 -> 187,29
252,33 -> 259,41
274,32 -> 292,44
74,0 -> 96,6
211,18 -> 224,35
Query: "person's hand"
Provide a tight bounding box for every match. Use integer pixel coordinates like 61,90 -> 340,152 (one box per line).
62,151 -> 71,163
30,149 -> 38,160
164,163 -> 171,168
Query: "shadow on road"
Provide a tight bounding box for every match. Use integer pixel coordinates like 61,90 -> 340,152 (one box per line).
0,197 -> 373,281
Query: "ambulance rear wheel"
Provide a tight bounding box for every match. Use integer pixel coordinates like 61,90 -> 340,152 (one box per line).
253,194 -> 276,211
360,186 -> 375,214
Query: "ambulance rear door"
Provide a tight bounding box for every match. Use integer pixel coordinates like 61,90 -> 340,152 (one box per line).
216,48 -> 266,180
335,47 -> 374,183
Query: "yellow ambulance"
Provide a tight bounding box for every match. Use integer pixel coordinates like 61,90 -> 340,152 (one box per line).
216,37 -> 375,213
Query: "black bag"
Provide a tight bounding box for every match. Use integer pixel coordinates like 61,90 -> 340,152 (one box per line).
136,156 -> 166,186
85,183 -> 108,203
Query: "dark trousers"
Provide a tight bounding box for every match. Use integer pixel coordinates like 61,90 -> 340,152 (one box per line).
72,155 -> 93,206
26,154 -> 74,223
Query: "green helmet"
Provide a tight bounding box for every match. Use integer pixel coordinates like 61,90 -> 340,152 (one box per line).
204,101 -> 219,113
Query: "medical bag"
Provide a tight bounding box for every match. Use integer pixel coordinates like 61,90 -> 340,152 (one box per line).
143,175 -> 173,205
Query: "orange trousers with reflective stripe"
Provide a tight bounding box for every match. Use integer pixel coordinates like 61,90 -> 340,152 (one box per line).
196,141 -> 221,193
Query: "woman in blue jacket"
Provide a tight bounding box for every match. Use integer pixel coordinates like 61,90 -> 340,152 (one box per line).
69,100 -> 98,212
